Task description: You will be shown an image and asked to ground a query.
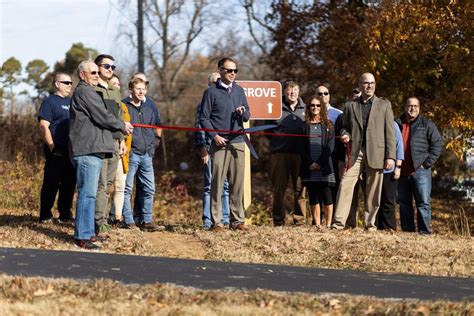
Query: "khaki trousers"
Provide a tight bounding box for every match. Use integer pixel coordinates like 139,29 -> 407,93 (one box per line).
269,153 -> 307,225
210,142 -> 246,227
333,150 -> 383,229
95,141 -> 120,226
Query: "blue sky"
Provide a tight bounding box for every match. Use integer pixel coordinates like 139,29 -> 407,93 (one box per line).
0,0 -> 125,70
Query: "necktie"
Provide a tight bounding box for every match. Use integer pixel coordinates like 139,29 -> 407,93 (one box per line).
227,86 -> 232,95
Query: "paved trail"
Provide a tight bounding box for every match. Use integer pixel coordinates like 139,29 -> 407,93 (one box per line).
0,247 -> 472,301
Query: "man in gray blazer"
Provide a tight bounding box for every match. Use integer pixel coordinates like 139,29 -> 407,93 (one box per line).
331,73 -> 396,230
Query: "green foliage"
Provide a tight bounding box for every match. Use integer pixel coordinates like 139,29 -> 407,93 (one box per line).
1,56 -> 22,89
25,59 -> 49,98
58,42 -> 98,74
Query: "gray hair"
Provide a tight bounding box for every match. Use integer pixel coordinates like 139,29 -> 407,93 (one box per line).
76,60 -> 94,77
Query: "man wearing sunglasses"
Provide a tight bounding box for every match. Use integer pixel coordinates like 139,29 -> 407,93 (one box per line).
199,57 -> 250,231
37,73 -> 76,224
93,54 -> 125,235
69,60 -> 133,250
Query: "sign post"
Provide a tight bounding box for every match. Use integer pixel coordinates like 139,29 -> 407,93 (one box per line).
238,81 -> 282,213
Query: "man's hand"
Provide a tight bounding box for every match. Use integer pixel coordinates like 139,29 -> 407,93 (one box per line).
235,106 -> 245,116
341,135 -> 350,143
213,134 -> 228,147
384,159 -> 395,170
47,142 -> 55,152
309,162 -> 320,171
199,147 -> 209,165
393,167 -> 401,180
124,122 -> 134,135
119,140 -> 127,156
201,154 -> 209,165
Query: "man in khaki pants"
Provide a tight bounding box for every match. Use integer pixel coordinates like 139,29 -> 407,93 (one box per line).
199,57 -> 251,231
332,73 -> 396,230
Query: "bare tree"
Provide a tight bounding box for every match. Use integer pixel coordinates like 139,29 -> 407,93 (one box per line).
144,0 -> 210,122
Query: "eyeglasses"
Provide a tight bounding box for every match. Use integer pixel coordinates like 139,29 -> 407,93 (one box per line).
317,92 -> 329,96
145,81 -> 150,85
100,63 -> 116,70
221,67 -> 238,74
310,103 -> 321,108
362,82 -> 375,86
86,71 -> 99,75
58,81 -> 73,86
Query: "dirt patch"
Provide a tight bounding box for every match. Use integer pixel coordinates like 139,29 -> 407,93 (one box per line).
145,231 -> 206,259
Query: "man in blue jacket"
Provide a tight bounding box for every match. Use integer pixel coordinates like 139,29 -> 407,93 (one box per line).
122,77 -> 163,232
199,57 -> 250,231
397,97 -> 442,234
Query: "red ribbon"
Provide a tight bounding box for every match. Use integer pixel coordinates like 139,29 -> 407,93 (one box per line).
131,123 -> 351,171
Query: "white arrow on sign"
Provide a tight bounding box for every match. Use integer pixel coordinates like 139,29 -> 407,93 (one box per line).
267,102 -> 273,114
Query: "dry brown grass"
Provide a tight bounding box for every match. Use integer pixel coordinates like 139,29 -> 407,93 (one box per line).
0,275 -> 472,315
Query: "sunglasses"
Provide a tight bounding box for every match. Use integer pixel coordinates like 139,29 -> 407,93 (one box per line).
87,71 -> 99,75
100,63 -> 116,70
221,67 -> 238,74
317,92 -> 329,96
310,103 -> 321,108
59,81 -> 73,86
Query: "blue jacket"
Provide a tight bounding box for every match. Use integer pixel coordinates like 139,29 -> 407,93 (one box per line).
199,80 -> 250,143
396,114 -> 442,169
124,97 -> 162,156
194,102 -> 211,149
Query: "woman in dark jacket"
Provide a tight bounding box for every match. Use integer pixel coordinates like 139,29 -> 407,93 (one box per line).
300,96 -> 336,230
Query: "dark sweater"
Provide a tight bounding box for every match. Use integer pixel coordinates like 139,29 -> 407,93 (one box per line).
199,80 -> 250,143
267,97 -> 306,153
300,122 -> 335,178
69,81 -> 125,157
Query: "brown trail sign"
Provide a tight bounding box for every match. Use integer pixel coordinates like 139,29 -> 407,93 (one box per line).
238,81 -> 282,120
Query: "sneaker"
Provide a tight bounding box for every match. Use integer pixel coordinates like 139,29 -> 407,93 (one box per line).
139,222 -> 165,232
118,221 -> 137,229
74,239 -> 100,250
39,218 -> 53,224
210,225 -> 225,232
98,223 -> 112,233
56,218 -> 74,225
231,223 -> 248,231
90,235 -> 109,243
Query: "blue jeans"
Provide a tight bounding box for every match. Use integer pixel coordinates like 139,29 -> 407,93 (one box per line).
72,155 -> 103,240
122,152 -> 155,225
397,168 -> 432,234
202,158 -> 230,228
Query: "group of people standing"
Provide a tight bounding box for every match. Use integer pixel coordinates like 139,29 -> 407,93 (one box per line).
264,73 -> 442,234
38,55 -> 442,251
38,54 -> 163,250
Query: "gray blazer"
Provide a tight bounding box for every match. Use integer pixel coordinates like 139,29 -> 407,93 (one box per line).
69,81 -> 125,157
340,96 -> 396,169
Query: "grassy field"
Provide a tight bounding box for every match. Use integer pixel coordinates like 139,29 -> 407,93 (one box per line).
0,275 -> 472,315
0,157 -> 473,314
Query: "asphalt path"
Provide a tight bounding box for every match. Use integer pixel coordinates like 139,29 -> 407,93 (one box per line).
0,247 -> 472,301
